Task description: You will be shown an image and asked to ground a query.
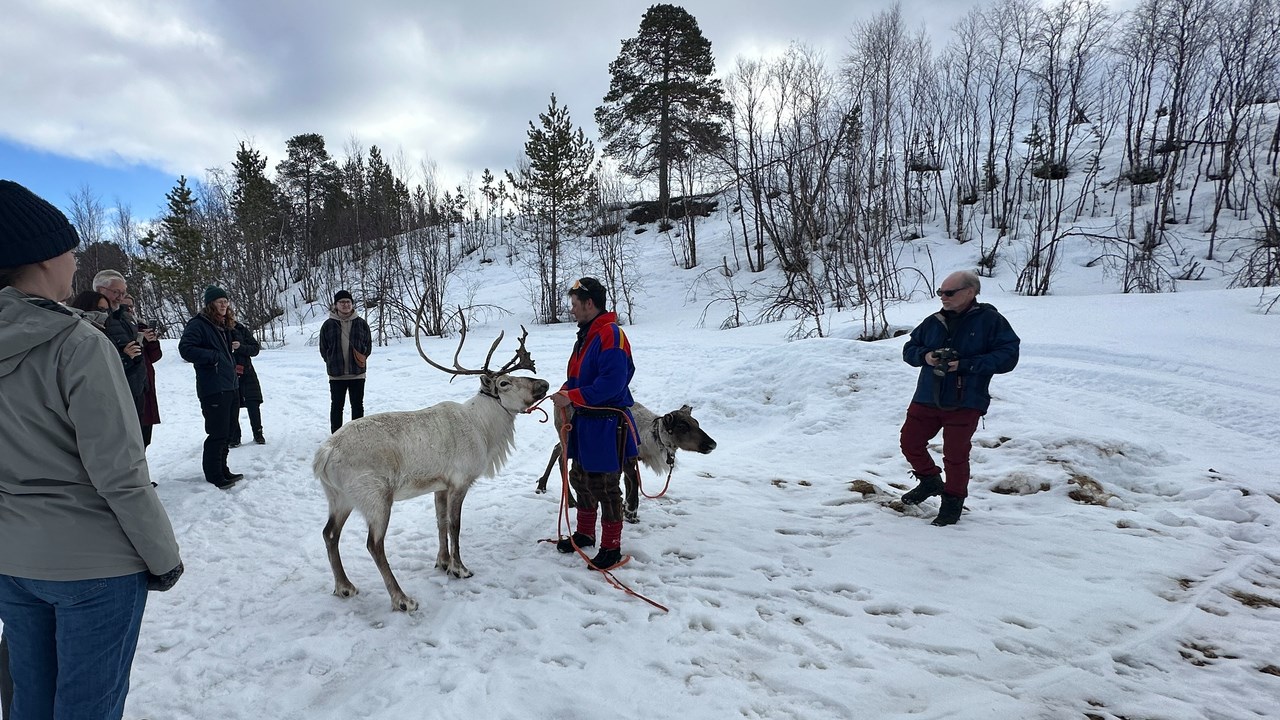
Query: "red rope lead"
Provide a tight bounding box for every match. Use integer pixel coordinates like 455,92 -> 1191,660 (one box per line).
543,402 -> 668,613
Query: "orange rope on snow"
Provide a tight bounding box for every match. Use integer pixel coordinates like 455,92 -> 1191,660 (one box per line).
536,400 -> 668,613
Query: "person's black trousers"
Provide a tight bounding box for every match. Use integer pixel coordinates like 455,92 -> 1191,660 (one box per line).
329,379 -> 365,432
200,390 -> 238,482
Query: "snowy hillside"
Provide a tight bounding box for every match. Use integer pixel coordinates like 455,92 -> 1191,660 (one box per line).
37,210 -> 1269,720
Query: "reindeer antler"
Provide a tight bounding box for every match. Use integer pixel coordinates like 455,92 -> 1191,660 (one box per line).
414,294 -> 536,377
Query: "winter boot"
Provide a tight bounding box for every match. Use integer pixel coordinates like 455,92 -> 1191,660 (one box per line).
253,432 -> 266,445
931,494 -> 964,526
223,470 -> 245,481
902,472 -> 944,505
556,532 -> 595,554
587,547 -> 623,570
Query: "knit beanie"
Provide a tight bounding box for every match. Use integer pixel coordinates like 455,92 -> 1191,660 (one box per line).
203,285 -> 228,305
0,180 -> 81,267
568,276 -> 607,311
333,289 -> 353,304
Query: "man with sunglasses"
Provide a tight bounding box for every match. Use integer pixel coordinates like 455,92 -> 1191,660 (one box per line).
899,271 -> 1020,526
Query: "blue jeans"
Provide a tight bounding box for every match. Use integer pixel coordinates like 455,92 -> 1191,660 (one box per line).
0,572 -> 148,720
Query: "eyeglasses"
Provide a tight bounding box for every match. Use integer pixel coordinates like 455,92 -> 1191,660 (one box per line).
937,287 -> 967,298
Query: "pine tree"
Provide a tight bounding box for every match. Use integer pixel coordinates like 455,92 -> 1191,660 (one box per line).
139,175 -> 213,315
231,142 -> 286,326
507,94 -> 596,322
275,133 -> 340,262
595,4 -> 730,212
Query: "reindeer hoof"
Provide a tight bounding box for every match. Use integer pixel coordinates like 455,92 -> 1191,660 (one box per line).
535,483 -> 547,495
624,511 -> 639,524
334,584 -> 359,599
392,595 -> 419,612
450,565 -> 473,579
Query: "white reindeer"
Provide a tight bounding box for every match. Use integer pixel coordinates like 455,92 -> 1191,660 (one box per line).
314,317 -> 548,612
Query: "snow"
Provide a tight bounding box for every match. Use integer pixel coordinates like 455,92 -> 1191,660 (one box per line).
11,217 -> 1280,720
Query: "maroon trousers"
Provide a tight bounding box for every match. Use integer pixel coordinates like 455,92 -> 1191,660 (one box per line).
899,402 -> 982,498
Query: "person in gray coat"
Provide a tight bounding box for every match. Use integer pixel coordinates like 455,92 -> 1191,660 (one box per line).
0,179 -> 183,720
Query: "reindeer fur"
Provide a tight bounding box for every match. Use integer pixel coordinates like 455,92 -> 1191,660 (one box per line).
316,373 -> 548,611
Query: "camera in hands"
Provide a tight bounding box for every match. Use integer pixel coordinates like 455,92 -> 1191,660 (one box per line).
931,347 -> 959,376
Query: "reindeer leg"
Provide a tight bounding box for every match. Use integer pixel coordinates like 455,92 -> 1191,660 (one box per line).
443,485 -> 472,578
433,490 -> 452,572
624,458 -> 640,524
365,496 -> 417,612
323,507 -> 358,598
535,444 -> 560,494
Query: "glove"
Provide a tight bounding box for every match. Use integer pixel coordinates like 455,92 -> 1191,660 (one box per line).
147,562 -> 184,592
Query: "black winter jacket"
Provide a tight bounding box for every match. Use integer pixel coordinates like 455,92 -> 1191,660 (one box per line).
231,323 -> 263,405
103,307 -> 146,400
903,302 -> 1020,413
319,313 -> 372,379
178,313 -> 239,399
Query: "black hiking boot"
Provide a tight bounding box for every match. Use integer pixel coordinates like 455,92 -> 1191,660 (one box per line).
931,494 -> 965,526
556,532 -> 595,554
587,547 -> 623,570
223,469 -> 244,482
228,440 -> 241,449
902,473 -> 944,505
208,476 -> 238,490
253,433 -> 266,445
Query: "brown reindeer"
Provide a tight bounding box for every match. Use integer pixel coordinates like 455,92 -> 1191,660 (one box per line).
535,402 -> 716,523
315,312 -> 547,612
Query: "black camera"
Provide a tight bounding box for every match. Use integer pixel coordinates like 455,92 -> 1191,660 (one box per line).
931,347 -> 958,376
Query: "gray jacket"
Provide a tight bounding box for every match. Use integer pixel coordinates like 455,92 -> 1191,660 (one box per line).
0,286 -> 181,580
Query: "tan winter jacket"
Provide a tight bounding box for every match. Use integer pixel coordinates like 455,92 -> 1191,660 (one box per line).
0,286 -> 181,580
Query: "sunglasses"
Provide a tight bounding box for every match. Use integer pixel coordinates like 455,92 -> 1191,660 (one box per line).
937,288 -> 967,298
571,279 -> 585,290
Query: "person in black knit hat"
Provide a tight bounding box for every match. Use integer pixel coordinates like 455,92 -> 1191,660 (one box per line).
178,284 -> 245,488
319,289 -> 372,432
0,179 -> 183,720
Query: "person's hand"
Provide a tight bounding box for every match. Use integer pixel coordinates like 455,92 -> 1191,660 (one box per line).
231,340 -> 241,351
147,562 -> 184,592
123,341 -> 142,359
550,392 -> 571,409
142,328 -> 158,342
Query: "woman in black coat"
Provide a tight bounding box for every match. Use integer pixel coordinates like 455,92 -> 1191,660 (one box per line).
177,285 -> 243,488
230,320 -> 265,446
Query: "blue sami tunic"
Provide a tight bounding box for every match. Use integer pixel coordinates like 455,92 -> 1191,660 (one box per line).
562,311 -> 638,473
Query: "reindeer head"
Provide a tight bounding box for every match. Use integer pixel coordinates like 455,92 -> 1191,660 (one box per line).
415,302 -> 548,412
660,404 -> 717,454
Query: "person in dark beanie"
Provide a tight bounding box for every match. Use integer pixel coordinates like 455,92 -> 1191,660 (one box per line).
549,277 -> 638,570
178,284 -> 244,488
229,311 -> 266,446
319,289 -> 372,433
0,179 -> 182,720
899,270 -> 1020,526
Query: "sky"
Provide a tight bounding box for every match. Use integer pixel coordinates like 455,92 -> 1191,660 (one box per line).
5,208 -> 1274,720
0,0 -> 1144,222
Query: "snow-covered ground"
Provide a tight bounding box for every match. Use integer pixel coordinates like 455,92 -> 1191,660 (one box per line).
56,218 -> 1271,720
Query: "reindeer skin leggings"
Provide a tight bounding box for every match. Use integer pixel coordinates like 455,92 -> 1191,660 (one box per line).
568,465 -> 624,523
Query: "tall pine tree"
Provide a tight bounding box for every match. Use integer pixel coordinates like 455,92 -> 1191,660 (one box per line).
139,175 -> 213,316
595,4 -> 730,212
275,133 -> 340,262
507,94 -> 596,322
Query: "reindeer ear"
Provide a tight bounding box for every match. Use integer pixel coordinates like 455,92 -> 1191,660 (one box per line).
662,413 -> 676,432
479,375 -> 496,393
679,404 -> 693,413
